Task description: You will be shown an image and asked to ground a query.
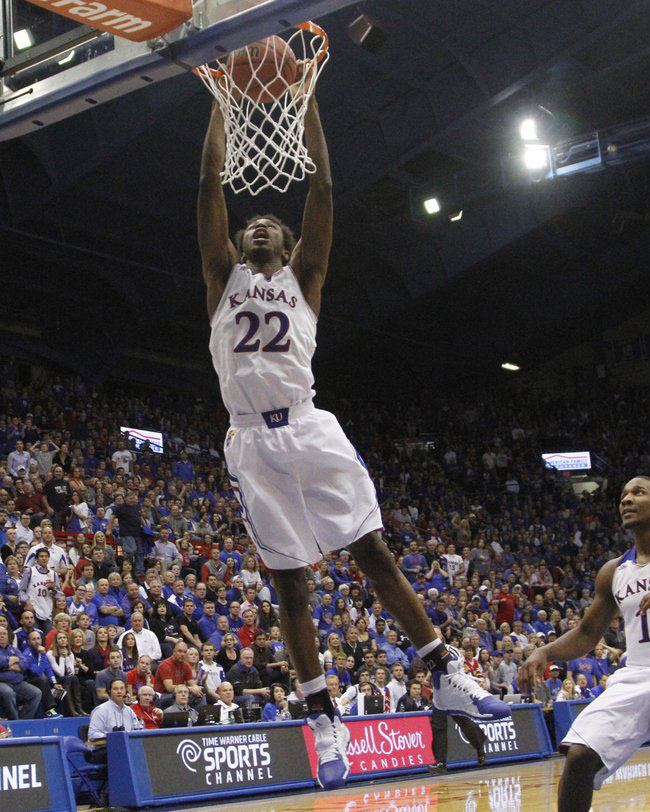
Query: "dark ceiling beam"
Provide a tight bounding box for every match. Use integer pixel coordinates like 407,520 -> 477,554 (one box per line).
384,6 -> 492,100
334,0 -> 650,205
0,226 -> 200,313
18,81 -> 201,220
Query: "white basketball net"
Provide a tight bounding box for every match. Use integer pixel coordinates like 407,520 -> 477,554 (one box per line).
194,22 -> 329,195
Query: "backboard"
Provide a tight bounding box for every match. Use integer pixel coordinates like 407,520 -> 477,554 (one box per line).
0,0 -> 358,141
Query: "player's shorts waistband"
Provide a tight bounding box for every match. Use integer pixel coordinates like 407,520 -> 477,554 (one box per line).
229,399 -> 315,429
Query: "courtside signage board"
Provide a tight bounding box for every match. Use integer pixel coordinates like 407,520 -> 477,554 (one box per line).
108,709 -> 551,805
142,725 -> 312,797
0,744 -> 49,809
0,738 -> 76,812
447,706 -> 549,763
303,714 -> 433,776
25,0 -> 192,42
542,451 -> 591,471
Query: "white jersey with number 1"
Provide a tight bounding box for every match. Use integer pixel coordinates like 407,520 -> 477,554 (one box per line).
209,263 -> 316,416
612,547 -> 650,667
561,546 -> 650,790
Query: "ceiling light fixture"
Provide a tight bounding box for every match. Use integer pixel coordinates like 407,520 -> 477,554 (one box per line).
13,29 -> 34,51
423,197 -> 440,215
523,144 -> 549,171
519,118 -> 538,142
501,362 -> 520,372
448,210 -> 463,222
347,11 -> 387,53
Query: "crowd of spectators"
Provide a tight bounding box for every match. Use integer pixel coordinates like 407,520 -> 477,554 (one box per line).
0,358 -> 641,744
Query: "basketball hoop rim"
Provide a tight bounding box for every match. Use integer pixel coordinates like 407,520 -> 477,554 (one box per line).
193,21 -> 329,80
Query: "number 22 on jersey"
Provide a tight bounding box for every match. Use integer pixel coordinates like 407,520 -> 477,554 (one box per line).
234,311 -> 291,353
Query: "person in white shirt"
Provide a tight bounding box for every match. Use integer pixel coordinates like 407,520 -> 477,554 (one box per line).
198,642 -> 225,703
442,544 -> 464,580
25,525 -> 69,575
339,669 -> 375,715
111,439 -> 134,475
7,441 -> 33,478
118,612 -> 161,662
387,663 -> 408,712
14,513 -> 34,546
87,678 -> 142,758
19,548 -> 61,632
215,681 -> 241,723
68,491 -> 91,531
46,631 -> 84,716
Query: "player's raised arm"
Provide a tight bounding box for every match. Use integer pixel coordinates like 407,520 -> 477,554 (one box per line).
518,558 -> 619,692
198,103 -> 238,320
290,95 -> 333,317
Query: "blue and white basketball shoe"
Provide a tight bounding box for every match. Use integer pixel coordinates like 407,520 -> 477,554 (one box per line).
431,646 -> 511,721
307,710 -> 351,790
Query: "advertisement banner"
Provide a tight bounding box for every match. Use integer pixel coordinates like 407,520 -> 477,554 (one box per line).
0,743 -> 51,810
142,725 -> 312,796
447,707 -> 544,762
303,714 -> 433,777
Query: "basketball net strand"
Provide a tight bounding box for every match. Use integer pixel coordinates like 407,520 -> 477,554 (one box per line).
195,24 -> 329,195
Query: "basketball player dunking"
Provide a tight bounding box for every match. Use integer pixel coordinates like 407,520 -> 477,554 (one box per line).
198,96 -> 509,790
520,476 -> 650,811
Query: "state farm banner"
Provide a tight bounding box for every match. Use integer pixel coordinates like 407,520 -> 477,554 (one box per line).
25,0 -> 192,42
142,725 -> 312,796
303,714 -> 433,777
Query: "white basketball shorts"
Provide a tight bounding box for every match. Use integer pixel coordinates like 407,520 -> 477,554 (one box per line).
223,401 -> 383,570
561,665 -> 650,789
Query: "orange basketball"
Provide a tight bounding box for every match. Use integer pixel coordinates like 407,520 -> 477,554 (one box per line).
227,35 -> 298,104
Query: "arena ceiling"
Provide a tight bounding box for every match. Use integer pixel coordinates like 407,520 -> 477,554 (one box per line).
3,0 -> 650,396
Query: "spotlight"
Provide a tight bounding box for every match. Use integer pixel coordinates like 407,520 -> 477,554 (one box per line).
347,12 -> 387,54
519,118 -> 538,142
523,144 -> 549,171
501,362 -> 520,372
13,29 -> 34,51
424,198 -> 440,215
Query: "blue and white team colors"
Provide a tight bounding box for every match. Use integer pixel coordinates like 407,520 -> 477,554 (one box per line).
210,263 -> 315,416
561,547 -> 650,789
210,263 -> 382,570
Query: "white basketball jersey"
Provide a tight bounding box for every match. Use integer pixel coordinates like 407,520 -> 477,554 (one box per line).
26,565 -> 56,621
612,548 -> 650,667
209,263 -> 317,416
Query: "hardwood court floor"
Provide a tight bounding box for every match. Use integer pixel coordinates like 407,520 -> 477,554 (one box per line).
181,749 -> 650,812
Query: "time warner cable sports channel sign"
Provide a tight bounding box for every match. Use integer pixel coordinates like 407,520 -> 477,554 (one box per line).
143,725 -> 313,795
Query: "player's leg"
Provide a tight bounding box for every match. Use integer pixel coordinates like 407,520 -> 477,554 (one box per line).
454,715 -> 487,764
273,567 -> 323,681
428,710 -> 448,773
349,532 -> 510,721
225,427 -> 351,789
558,744 -> 603,812
273,567 -> 350,790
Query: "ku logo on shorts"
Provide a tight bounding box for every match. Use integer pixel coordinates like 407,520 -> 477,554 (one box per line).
262,408 -> 289,428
